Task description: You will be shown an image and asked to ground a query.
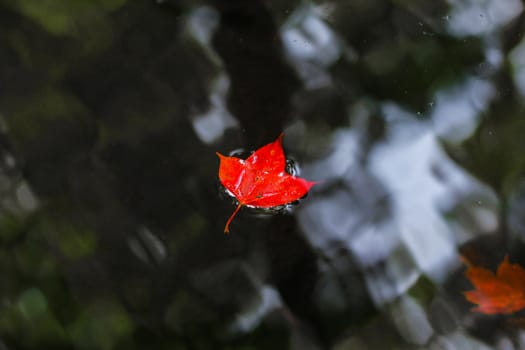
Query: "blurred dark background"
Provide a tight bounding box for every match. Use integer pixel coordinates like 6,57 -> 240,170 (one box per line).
1,0 -> 525,349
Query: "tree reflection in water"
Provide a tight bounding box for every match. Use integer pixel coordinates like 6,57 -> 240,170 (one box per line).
1,0 -> 525,349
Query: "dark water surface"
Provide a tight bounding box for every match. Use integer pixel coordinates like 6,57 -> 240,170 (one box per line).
1,0 -> 525,349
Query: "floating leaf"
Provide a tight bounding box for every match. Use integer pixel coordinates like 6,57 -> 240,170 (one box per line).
463,255 -> 525,314
216,133 -> 316,233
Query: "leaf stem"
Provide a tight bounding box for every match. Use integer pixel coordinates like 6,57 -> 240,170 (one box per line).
224,203 -> 242,233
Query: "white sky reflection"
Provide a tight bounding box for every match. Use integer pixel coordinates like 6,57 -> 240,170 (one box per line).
431,77 -> 495,143
446,0 -> 523,37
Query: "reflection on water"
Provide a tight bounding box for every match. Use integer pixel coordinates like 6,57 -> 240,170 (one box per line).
446,0 -> 523,37
510,38 -> 525,98
432,77 -> 495,142
1,0 -> 525,349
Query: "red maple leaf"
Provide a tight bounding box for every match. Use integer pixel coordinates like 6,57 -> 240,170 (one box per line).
463,255 -> 525,314
216,133 -> 316,233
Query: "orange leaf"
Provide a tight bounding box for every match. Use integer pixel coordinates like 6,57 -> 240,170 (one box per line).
216,133 -> 316,233
463,255 -> 525,314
